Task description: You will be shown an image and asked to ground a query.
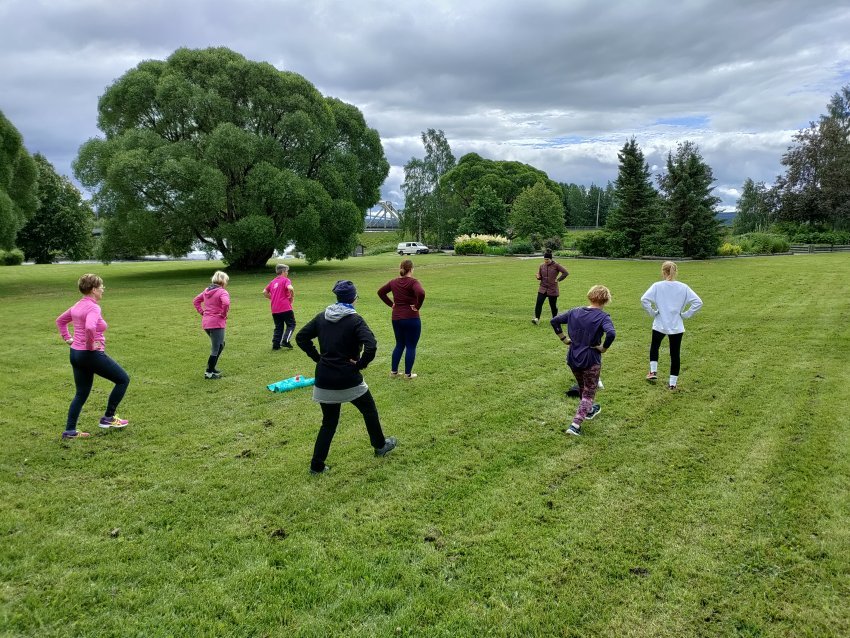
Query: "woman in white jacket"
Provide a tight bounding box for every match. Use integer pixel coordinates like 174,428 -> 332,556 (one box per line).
640,261 -> 702,390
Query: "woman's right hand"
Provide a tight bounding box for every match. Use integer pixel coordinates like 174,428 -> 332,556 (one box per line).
65,338 -> 73,345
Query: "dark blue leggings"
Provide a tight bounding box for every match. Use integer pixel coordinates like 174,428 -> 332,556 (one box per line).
67,349 -> 130,429
391,318 -> 422,375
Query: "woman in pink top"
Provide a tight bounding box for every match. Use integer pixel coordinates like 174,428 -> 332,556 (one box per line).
55,273 -> 131,439
193,270 -> 231,379
377,259 -> 426,379
263,263 -> 296,349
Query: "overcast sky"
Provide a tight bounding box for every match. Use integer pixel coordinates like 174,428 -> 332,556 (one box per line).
2,0 -> 849,212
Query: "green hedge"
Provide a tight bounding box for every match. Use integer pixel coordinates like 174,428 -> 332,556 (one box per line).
0,249 -> 25,266
791,230 -> 850,245
734,233 -> 789,254
454,238 -> 488,255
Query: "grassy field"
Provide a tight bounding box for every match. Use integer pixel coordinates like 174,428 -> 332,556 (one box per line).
1,253 -> 848,637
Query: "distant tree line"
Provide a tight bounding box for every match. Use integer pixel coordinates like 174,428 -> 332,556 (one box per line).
733,85 -> 850,241
2,57 -> 848,265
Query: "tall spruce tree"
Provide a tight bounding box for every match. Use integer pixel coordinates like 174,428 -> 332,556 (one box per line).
606,138 -> 658,255
657,141 -> 721,258
732,178 -> 772,234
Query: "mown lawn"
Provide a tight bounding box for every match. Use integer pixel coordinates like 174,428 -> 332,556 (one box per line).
1,253 -> 848,637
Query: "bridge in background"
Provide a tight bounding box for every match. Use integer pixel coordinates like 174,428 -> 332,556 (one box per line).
365,201 -> 400,230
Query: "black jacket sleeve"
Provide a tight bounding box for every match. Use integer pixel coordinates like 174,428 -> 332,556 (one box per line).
354,317 -> 377,369
295,316 -> 321,363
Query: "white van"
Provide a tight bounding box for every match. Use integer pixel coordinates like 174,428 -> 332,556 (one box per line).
397,242 -> 430,255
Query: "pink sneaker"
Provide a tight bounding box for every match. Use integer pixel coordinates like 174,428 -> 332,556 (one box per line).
99,416 -> 128,429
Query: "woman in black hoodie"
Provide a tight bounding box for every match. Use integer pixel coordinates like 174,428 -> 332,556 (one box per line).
296,280 -> 397,474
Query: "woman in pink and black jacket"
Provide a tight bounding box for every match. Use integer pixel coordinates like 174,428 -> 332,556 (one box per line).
56,273 -> 130,439
193,270 -> 231,379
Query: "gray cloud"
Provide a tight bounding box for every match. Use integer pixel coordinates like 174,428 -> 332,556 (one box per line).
1,0 -> 848,212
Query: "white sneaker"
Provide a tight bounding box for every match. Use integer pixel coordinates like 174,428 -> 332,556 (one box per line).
531,317 -> 539,325
597,378 -> 604,389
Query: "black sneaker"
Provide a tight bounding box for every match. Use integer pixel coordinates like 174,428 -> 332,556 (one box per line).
585,403 -> 601,420
204,371 -> 221,379
566,424 -> 581,436
310,465 -> 331,475
375,436 -> 397,456
281,341 -> 293,349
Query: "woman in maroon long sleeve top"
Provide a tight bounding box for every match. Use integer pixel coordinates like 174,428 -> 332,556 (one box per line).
377,259 -> 426,379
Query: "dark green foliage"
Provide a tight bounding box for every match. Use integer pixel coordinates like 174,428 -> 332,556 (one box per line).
509,182 -> 565,239
0,248 -> 24,265
657,141 -> 721,258
775,85 -> 850,230
442,153 -> 562,238
790,228 -> 850,244
575,231 -> 613,257
16,154 -> 94,263
606,138 -> 658,255
400,130 -> 458,247
604,230 -> 633,258
640,232 -> 685,258
504,240 -> 535,254
74,47 -> 388,269
561,182 -> 614,226
453,237 -> 487,255
527,233 -> 564,252
733,233 -> 791,254
575,230 -> 637,259
0,111 -> 38,249
542,236 -> 562,251
733,178 -> 774,234
458,184 -> 506,236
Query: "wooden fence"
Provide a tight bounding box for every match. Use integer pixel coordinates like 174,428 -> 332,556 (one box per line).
790,244 -> 850,254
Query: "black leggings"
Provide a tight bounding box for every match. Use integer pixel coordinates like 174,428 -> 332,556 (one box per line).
649,330 -> 683,376
534,293 -> 559,319
67,349 -> 130,430
272,311 -> 296,348
312,390 -> 386,472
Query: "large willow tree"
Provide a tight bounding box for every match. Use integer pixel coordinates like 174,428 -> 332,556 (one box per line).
75,47 -> 389,267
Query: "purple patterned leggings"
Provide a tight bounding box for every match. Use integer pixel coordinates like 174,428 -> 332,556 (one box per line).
570,363 -> 601,425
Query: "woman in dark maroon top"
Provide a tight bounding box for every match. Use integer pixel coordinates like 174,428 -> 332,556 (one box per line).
377,259 -> 426,379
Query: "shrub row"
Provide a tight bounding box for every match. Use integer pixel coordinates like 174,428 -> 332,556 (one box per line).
791,229 -> 850,245
730,233 -> 790,254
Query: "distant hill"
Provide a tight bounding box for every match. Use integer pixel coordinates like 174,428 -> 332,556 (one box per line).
716,211 -> 736,226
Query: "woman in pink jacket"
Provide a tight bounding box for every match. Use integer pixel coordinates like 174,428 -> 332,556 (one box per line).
193,270 -> 231,379
56,273 -> 130,439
